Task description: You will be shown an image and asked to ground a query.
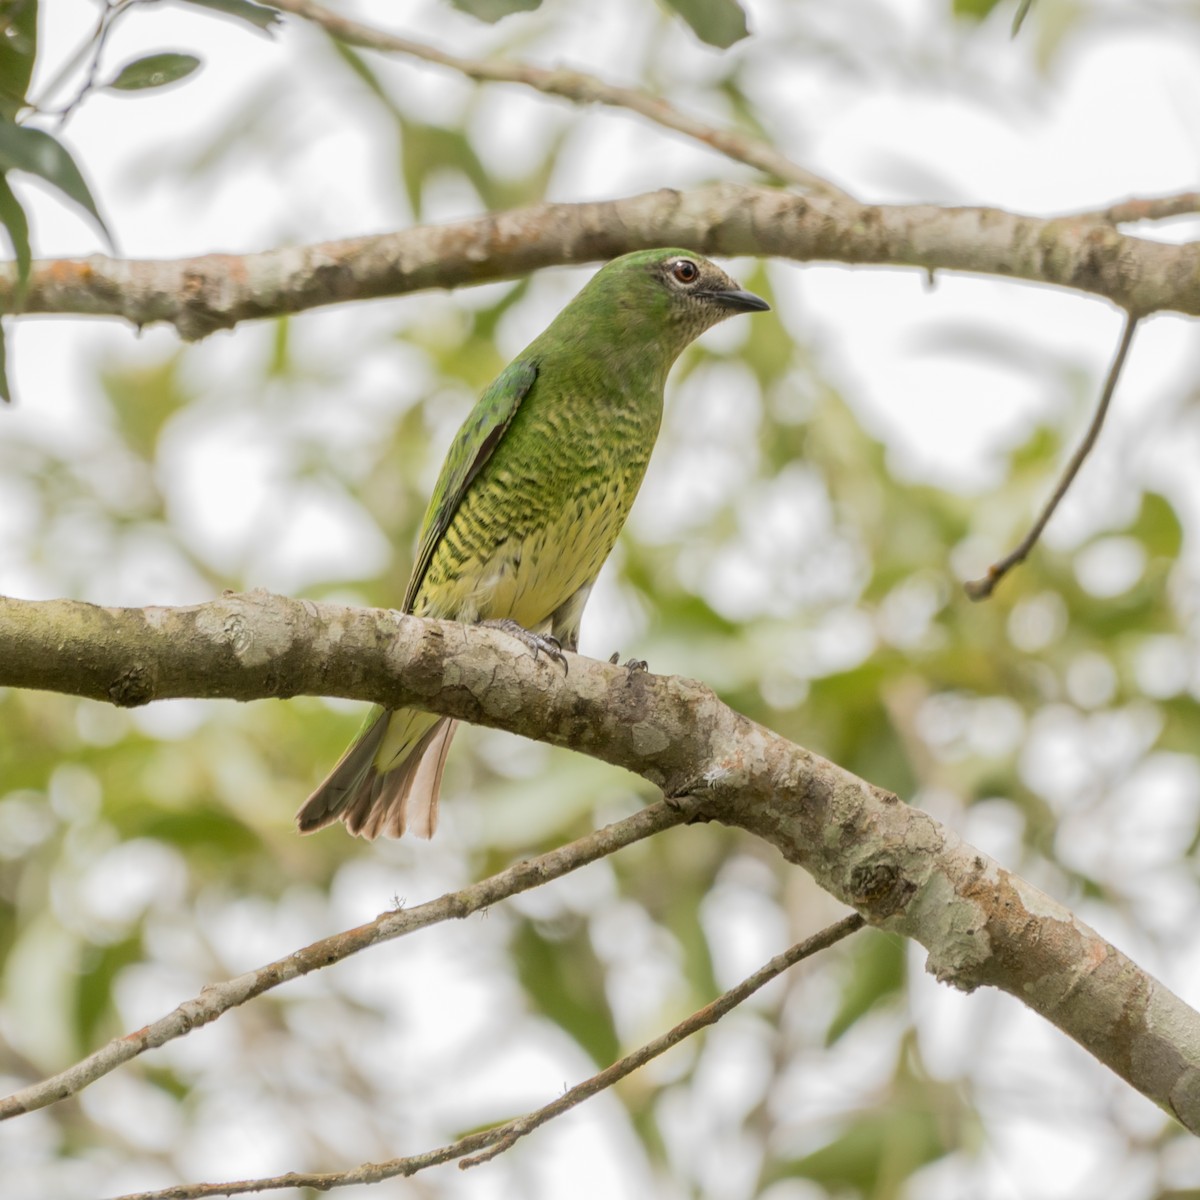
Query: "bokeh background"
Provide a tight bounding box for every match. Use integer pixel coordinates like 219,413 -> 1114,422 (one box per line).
4,1 -> 1200,1196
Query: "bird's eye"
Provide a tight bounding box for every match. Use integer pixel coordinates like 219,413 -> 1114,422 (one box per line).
671,259 -> 699,284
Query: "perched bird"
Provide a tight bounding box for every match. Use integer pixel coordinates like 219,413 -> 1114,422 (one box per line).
297,248 -> 769,840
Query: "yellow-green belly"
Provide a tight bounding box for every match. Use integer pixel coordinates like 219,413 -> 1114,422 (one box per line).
413,473 -> 633,629
378,389 -> 659,775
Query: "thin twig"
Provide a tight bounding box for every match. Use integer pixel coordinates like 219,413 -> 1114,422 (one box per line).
106,914 -> 865,1200
965,311 -> 1140,600
1084,192 -> 1200,225
53,0 -> 139,124
268,0 -> 854,204
27,0 -> 110,111
457,913 -> 865,1168
0,798 -> 695,1122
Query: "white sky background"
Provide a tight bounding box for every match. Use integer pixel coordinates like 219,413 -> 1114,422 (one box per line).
5,1 -> 1200,1198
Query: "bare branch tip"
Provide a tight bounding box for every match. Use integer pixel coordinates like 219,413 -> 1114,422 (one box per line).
957,311 -> 1140,600
459,1140 -> 512,1169
963,569 -> 1001,602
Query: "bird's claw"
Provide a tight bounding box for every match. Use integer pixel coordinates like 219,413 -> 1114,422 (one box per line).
608,651 -> 648,673
664,792 -> 711,823
482,619 -> 568,673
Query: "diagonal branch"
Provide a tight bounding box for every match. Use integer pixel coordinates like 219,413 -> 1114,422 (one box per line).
965,310 -> 1140,599
270,0 -> 853,203
0,797 -> 691,1121
1,184 -> 1197,338
2,590 -> 1200,1132
105,915 -> 865,1200
457,914 -> 865,1168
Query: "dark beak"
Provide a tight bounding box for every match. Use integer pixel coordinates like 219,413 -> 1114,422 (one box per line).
707,287 -> 771,313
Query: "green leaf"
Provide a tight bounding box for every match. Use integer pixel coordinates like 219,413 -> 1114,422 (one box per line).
105,52 -> 202,92
1128,491 -> 1182,559
772,1108 -> 949,1191
952,0 -> 1006,18
75,934 -> 143,1049
99,353 -> 191,463
826,931 -> 905,1044
178,0 -> 282,32
399,118 -> 497,217
1009,423 -> 1060,472
512,918 -> 620,1066
0,0 -> 37,120
0,169 -> 31,300
0,120 -> 110,242
450,0 -> 542,22
330,40 -> 402,118
142,1064 -> 192,1102
139,808 -> 262,860
1012,0 -> 1034,34
0,319 -> 10,403
661,0 -> 749,48
1160,698 -> 1200,756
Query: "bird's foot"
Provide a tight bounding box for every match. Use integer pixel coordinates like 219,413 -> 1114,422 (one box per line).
482,619 -> 568,673
663,791 -> 712,824
608,652 -> 649,673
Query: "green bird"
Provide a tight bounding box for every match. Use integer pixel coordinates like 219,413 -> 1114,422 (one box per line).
297,248 -> 769,840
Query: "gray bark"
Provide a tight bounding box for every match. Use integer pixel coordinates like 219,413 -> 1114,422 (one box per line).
1,184 -> 1196,338
2,588 -> 1199,1131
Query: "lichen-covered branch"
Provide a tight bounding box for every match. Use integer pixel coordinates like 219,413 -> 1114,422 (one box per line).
4,184 -> 1200,338
3,588 -> 1200,1132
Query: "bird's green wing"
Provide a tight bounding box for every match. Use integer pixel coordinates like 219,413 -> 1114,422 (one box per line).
402,358 -> 538,613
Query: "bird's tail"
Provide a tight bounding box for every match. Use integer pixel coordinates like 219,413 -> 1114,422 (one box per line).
296,706 -> 459,840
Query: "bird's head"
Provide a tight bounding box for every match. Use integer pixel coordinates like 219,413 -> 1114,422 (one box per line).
546,248 -> 770,375
613,247 -> 769,345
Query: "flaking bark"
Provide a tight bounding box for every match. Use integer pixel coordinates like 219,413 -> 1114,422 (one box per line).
2,588 -> 1200,1129
2,184 -> 1198,338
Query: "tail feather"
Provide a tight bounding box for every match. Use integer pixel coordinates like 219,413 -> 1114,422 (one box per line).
352,717 -> 458,840
296,708 -> 459,841
406,719 -> 456,837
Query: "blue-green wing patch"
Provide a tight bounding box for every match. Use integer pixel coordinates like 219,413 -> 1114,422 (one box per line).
402,358 -> 538,612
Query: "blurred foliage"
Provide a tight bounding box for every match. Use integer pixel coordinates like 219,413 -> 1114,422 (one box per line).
952,0 -> 1008,21
0,0 -> 36,120
765,1037 -> 981,1197
451,0 -> 544,22
3,1 -> 1200,1199
444,0 -> 752,47
661,0 -> 750,48
178,0 -> 283,31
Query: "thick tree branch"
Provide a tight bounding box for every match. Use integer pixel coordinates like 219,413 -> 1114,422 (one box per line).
270,0 -> 852,203
105,916 -> 865,1200
3,589 -> 1200,1132
0,798 -> 692,1121
4,184 -> 1200,338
